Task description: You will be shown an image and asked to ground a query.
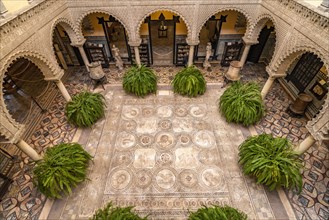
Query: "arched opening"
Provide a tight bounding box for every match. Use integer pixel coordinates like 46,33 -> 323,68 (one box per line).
52,23 -> 84,69
247,19 -> 276,65
196,10 -> 247,66
139,10 -> 188,66
2,58 -> 49,123
280,52 -> 328,118
81,12 -> 130,68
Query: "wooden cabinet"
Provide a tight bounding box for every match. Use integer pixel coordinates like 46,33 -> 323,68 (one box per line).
84,43 -> 109,68
175,43 -> 189,66
130,43 -> 151,66
0,147 -> 14,201
221,42 -> 243,67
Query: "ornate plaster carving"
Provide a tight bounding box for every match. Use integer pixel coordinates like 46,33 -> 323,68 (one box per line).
75,9 -> 132,43
135,7 -> 193,43
195,5 -> 254,42
51,17 -> 81,45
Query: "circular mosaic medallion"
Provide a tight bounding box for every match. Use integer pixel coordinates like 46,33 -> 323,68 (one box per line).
122,106 -> 140,119
158,119 -> 172,130
198,150 -> 217,165
174,107 -> 188,117
109,169 -> 132,191
179,133 -> 191,145
156,151 -> 174,166
139,134 -> 154,146
121,120 -> 137,131
200,167 -> 224,189
157,106 -> 173,117
179,169 -> 198,188
193,120 -> 211,130
116,132 -> 136,149
142,107 -> 155,117
135,170 -> 152,189
155,168 -> 177,191
155,132 -> 176,151
193,131 -> 215,149
189,106 -> 207,117
114,151 -> 133,166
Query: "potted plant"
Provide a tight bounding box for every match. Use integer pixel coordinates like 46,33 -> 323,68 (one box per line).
172,65 -> 206,97
65,91 -> 105,127
123,65 -> 157,97
219,81 -> 264,126
239,133 -> 303,192
188,205 -> 247,220
33,143 -> 92,199
90,202 -> 147,220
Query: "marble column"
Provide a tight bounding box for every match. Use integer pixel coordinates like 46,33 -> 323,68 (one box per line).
188,45 -> 195,67
261,76 -> 275,99
77,46 -> 90,72
134,46 -> 141,66
54,44 -> 68,69
16,139 -> 42,161
294,135 -> 315,155
239,44 -> 252,68
55,80 -> 72,102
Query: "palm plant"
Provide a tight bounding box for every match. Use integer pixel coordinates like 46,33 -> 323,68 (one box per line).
172,66 -> 206,97
219,81 -> 264,126
123,65 -> 157,97
90,202 -> 147,220
188,205 -> 247,220
66,91 -> 105,127
33,143 -> 92,199
239,133 -> 303,192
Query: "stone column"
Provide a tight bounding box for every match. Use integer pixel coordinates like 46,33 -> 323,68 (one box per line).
294,135 -> 315,155
239,37 -> 258,68
261,76 -> 275,99
54,44 -> 68,70
55,80 -> 72,102
133,46 -> 141,66
188,45 -> 195,67
16,139 -> 42,161
71,40 -> 90,72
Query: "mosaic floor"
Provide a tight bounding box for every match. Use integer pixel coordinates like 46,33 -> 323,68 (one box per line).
0,63 -> 328,220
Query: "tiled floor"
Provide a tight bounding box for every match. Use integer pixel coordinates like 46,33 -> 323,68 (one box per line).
0,63 -> 328,219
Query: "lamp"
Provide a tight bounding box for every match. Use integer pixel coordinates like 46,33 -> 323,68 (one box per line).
158,13 -> 168,38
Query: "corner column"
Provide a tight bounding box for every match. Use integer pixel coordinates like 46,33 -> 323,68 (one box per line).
261,76 -> 276,99
16,139 -> 42,161
71,39 -> 90,72
293,135 -> 315,155
239,37 -> 258,68
55,80 -> 72,102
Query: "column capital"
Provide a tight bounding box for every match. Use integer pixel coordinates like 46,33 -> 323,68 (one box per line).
186,39 -> 199,46
242,36 -> 258,45
71,38 -> 86,47
128,39 -> 142,47
266,66 -> 286,78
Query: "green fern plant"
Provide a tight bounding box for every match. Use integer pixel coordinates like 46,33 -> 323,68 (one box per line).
188,205 -> 247,220
33,143 -> 92,199
239,134 -> 303,192
66,91 -> 105,127
219,81 -> 264,126
172,66 -> 206,97
90,202 -> 147,220
123,65 -> 157,97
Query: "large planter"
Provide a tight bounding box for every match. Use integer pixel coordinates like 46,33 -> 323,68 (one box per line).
225,60 -> 242,81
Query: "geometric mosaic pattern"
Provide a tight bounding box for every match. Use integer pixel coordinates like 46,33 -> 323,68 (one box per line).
48,85 -> 275,219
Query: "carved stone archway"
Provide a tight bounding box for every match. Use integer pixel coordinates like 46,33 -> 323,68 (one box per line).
0,50 -> 63,142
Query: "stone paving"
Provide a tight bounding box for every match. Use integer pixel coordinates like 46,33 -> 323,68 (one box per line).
0,63 -> 328,219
